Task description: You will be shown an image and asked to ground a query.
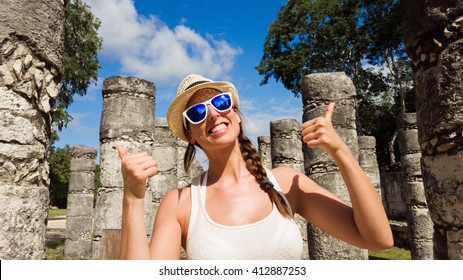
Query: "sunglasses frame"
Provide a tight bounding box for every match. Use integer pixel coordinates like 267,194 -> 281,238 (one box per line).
182,92 -> 234,129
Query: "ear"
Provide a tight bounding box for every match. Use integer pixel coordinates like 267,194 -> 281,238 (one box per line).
185,129 -> 196,144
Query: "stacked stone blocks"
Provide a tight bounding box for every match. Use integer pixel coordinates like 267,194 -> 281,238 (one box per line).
64,145 -> 97,259
403,0 -> 463,259
93,76 -> 156,259
269,118 -> 308,259
0,0 -> 63,259
301,72 -> 367,260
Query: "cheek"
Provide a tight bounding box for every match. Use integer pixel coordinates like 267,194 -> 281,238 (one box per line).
234,109 -> 241,123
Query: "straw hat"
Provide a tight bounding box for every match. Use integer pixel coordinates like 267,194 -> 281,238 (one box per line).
167,74 -> 240,142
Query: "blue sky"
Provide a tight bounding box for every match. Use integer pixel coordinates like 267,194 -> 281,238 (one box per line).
54,0 -> 303,164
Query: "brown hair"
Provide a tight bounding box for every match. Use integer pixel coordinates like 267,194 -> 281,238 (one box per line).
183,93 -> 292,218
236,126 -> 292,218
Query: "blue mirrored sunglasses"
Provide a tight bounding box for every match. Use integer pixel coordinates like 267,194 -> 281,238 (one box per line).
182,92 -> 233,128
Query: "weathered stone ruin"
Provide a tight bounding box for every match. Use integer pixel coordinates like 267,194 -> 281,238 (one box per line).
257,136 -> 272,169
93,76 -> 156,259
64,145 -> 97,259
301,72 -> 368,260
0,0 -> 63,259
402,0 -> 463,259
269,118 -> 308,259
396,113 -> 433,259
358,136 -> 382,200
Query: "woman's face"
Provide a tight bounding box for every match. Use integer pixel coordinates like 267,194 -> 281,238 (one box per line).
184,88 -> 241,149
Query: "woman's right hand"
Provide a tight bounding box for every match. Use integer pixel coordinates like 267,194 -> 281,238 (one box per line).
117,146 -> 158,201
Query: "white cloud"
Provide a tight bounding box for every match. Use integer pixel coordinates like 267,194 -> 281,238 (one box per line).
84,0 -> 242,85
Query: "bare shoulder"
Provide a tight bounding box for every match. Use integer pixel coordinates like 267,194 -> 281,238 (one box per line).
270,166 -> 307,191
159,185 -> 191,213
269,166 -> 321,196
157,185 -> 191,231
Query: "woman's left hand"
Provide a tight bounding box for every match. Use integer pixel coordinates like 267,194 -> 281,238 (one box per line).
301,102 -> 345,156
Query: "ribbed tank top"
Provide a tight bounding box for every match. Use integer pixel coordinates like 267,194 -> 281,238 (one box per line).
186,168 -> 303,260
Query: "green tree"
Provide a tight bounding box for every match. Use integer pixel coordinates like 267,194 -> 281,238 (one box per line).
48,146 -> 100,208
54,0 -> 103,132
49,145 -> 72,208
257,0 -> 412,166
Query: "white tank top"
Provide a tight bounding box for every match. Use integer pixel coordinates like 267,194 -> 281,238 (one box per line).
186,169 -> 303,260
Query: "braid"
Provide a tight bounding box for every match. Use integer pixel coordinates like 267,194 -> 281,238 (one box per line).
237,125 -> 291,218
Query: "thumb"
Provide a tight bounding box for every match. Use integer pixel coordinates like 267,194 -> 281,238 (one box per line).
324,102 -> 335,122
116,146 -> 128,159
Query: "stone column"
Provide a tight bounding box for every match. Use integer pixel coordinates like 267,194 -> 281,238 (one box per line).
64,145 -> 97,259
301,72 -> 367,260
0,0 -> 63,259
93,76 -> 155,259
270,119 -> 305,172
148,118 -> 179,231
152,118 -> 179,201
380,163 -> 406,220
270,118 -> 308,259
402,0 -> 463,259
397,113 -> 434,259
358,136 -> 382,200
257,136 -> 272,169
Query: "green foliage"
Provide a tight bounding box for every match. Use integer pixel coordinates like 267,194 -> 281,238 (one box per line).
257,0 -> 366,96
257,0 -> 413,166
48,146 -> 100,208
49,145 -> 72,208
54,0 -> 103,131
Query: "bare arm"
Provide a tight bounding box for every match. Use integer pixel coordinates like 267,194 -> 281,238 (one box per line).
295,103 -> 393,250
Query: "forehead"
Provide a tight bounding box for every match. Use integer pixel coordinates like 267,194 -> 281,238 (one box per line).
186,88 -> 222,107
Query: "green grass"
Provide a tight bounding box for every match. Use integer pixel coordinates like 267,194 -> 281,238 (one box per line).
369,246 -> 411,260
46,240 -> 65,260
48,209 -> 67,217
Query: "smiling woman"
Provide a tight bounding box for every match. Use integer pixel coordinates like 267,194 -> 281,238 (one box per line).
116,74 -> 393,260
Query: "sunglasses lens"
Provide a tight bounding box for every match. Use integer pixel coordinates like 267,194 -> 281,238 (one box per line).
211,93 -> 232,111
186,104 -> 207,123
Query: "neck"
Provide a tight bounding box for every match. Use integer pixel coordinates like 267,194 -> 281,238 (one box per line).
204,139 -> 250,185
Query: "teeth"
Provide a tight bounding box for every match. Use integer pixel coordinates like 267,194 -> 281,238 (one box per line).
210,123 -> 227,133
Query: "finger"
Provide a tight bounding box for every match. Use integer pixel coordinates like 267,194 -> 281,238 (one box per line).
301,116 -> 325,130
324,102 -> 335,122
143,166 -> 159,179
137,159 -> 158,171
302,130 -> 324,144
306,139 -> 323,148
301,118 -> 317,129
117,146 -> 128,159
302,121 -> 322,135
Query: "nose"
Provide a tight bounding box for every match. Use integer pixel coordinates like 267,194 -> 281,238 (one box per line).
207,104 -> 220,120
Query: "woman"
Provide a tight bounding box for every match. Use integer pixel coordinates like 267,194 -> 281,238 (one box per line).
117,74 -> 393,259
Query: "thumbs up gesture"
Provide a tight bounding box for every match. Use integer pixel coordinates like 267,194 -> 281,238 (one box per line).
301,102 -> 345,156
117,146 -> 158,200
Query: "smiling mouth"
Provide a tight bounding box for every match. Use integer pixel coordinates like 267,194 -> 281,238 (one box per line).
208,123 -> 228,134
